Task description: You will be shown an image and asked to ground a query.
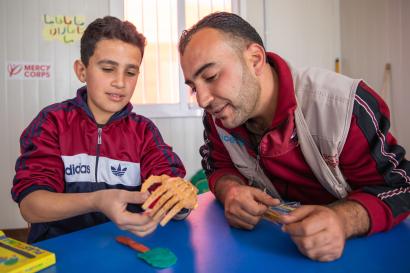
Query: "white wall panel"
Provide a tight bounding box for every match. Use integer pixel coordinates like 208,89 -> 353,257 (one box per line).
340,0 -> 410,151
242,0 -> 341,70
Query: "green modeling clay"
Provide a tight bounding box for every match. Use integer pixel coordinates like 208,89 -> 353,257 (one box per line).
138,248 -> 177,268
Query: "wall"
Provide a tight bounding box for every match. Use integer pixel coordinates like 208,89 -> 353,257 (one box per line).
241,0 -> 341,70
340,0 -> 410,151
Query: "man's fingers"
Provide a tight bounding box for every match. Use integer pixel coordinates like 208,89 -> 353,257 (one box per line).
227,214 -> 255,230
293,236 -> 343,262
234,208 -> 262,226
252,188 -> 280,207
239,188 -> 280,216
282,217 -> 326,237
291,231 -> 331,253
278,205 -> 316,224
281,207 -> 327,236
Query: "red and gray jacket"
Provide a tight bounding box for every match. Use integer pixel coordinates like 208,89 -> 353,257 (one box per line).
12,86 -> 186,243
201,52 -> 410,235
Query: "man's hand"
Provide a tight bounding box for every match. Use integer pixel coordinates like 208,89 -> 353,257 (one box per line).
215,176 -> 280,229
278,201 -> 370,262
92,189 -> 159,237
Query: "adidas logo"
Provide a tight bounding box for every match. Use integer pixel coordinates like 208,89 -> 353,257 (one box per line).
65,163 -> 91,175
111,164 -> 127,177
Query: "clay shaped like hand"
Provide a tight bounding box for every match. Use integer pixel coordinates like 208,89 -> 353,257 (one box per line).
141,175 -> 198,226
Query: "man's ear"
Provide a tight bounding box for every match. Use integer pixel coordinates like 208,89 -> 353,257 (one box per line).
245,43 -> 266,76
74,59 -> 87,83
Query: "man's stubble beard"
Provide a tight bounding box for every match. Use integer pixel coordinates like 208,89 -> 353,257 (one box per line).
227,66 -> 261,128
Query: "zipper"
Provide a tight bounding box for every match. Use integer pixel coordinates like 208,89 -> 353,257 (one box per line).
95,126 -> 103,182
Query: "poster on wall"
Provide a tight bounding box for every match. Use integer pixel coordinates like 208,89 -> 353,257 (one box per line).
6,62 -> 52,80
42,15 -> 86,44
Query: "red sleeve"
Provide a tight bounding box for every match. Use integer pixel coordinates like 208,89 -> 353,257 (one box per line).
139,119 -> 186,180
12,109 -> 65,203
200,113 -> 246,193
340,81 -> 410,235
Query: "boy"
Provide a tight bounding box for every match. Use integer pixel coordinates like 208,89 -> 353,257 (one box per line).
12,16 -> 186,243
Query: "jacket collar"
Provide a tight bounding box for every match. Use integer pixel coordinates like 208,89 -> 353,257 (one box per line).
266,52 -> 297,129
73,86 -> 133,124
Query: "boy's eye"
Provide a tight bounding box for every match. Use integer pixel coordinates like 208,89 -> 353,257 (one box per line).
205,74 -> 216,82
102,67 -> 114,72
127,71 -> 137,77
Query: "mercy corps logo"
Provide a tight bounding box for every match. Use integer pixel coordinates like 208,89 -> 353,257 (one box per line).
7,62 -> 52,80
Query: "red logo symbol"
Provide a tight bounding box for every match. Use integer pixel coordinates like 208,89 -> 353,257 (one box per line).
8,64 -> 23,77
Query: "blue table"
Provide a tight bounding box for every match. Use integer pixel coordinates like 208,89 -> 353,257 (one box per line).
35,192 -> 410,273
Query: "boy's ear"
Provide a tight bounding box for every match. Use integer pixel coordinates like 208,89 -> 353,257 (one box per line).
74,60 -> 86,83
244,43 -> 266,76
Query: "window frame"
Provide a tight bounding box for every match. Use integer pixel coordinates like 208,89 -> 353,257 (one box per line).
110,0 -> 239,118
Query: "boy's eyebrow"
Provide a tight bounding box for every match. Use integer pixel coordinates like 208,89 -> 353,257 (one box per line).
97,59 -> 139,69
97,59 -> 119,66
185,62 -> 215,85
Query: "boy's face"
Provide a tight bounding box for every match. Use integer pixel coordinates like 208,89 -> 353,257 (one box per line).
75,39 -> 142,124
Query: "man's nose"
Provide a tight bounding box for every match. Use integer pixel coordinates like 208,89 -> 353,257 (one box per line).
196,86 -> 213,109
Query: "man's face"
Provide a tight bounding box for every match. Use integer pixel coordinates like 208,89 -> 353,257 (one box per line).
180,28 -> 261,129
76,39 -> 142,124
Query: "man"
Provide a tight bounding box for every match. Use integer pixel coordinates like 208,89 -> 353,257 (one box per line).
12,16 -> 186,243
179,12 -> 410,262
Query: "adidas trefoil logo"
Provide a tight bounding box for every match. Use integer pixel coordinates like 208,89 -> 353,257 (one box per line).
111,164 -> 127,177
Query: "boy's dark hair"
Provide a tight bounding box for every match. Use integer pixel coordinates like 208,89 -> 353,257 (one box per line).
81,16 -> 146,66
178,12 -> 264,55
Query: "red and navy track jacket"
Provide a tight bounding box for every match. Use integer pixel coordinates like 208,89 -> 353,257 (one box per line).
12,86 -> 186,243
201,53 -> 410,235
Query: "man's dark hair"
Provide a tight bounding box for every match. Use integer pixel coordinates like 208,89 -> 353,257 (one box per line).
80,16 -> 146,66
179,12 -> 264,55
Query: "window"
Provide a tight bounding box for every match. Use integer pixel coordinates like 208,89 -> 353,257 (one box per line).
120,0 -> 237,117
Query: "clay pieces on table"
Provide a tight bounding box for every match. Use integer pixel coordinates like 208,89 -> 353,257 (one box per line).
138,248 -> 177,269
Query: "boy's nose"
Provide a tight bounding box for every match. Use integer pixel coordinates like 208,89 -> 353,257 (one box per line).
112,73 -> 125,88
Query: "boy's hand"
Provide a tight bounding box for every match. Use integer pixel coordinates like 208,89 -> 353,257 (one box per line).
93,189 -> 159,237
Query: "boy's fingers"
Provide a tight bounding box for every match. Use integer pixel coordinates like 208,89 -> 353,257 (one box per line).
120,211 -> 153,226
123,191 -> 149,204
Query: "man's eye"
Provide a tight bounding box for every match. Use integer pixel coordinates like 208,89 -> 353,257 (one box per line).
190,86 -> 197,94
102,67 -> 114,72
127,71 -> 137,76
